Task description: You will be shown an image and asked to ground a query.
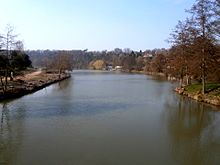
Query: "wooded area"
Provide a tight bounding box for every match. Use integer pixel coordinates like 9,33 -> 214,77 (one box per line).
167,0 -> 220,94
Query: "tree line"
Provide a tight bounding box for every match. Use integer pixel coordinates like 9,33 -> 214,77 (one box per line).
28,48 -> 167,71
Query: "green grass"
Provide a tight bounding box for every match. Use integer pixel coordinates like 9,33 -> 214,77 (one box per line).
185,83 -> 220,94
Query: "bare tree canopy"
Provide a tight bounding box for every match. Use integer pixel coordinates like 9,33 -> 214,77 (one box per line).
168,0 -> 220,93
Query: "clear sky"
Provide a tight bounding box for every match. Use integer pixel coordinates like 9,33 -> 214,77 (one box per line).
0,0 -> 195,51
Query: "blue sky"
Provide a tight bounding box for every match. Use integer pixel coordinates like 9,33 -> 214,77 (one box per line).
0,0 -> 195,51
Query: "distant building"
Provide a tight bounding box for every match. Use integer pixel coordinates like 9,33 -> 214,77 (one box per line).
115,66 -> 122,71
143,53 -> 153,59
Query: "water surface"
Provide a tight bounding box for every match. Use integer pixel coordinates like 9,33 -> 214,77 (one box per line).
1,70 -> 220,165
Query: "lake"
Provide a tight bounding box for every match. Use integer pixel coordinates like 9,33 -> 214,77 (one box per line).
1,70 -> 220,165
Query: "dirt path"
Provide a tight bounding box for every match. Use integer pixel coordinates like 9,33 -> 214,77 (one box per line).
24,70 -> 42,79
15,69 -> 43,81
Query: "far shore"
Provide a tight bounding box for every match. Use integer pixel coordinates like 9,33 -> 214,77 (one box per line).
0,70 -> 71,102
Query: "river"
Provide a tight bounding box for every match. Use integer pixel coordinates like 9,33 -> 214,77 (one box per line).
0,70 -> 220,165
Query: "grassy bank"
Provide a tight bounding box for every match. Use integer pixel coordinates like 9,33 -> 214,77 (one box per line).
185,83 -> 220,96
180,83 -> 220,106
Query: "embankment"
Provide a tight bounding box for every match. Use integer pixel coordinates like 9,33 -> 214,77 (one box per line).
175,85 -> 220,106
0,72 -> 71,101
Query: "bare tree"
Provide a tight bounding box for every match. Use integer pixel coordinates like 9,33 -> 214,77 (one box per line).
168,0 -> 219,93
0,33 -> 3,49
15,40 -> 24,51
0,25 -> 28,92
187,0 -> 218,94
136,56 -> 145,71
1,24 -> 18,57
168,19 -> 197,86
49,51 -> 74,77
213,0 -> 220,37
0,25 -> 18,91
150,54 -> 167,73
122,52 -> 136,72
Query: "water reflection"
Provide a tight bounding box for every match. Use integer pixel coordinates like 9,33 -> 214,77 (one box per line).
164,96 -> 220,165
0,103 -> 25,164
56,78 -> 72,90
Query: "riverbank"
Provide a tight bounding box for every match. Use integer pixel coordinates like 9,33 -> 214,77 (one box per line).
129,70 -> 220,106
0,71 -> 71,101
126,70 -> 220,107
175,84 -> 220,106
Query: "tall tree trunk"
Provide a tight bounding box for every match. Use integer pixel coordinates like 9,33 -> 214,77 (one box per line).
186,74 -> 191,85
185,65 -> 190,85
202,62 -> 205,94
4,70 -> 8,93
180,68 -> 184,87
58,68 -> 61,79
179,78 -> 183,87
201,48 -> 206,94
0,77 -> 6,94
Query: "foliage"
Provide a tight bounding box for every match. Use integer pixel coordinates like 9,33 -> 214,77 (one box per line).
11,50 -> 32,71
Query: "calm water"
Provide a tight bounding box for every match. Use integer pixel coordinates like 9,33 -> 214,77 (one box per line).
0,70 -> 220,165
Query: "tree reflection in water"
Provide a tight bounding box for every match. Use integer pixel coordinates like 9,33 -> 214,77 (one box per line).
164,95 -> 220,165
56,77 -> 72,91
0,103 -> 24,164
